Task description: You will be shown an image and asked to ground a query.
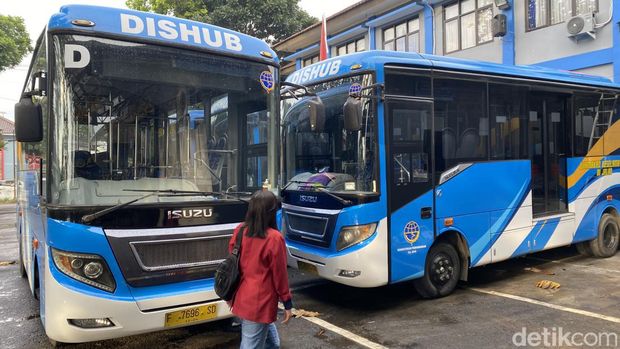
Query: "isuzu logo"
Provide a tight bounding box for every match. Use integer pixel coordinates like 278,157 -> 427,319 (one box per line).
167,208 -> 214,220
299,195 -> 318,203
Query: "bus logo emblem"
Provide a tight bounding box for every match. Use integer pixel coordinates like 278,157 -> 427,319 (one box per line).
167,208 -> 214,220
404,221 -> 420,244
349,83 -> 362,96
259,71 -> 274,92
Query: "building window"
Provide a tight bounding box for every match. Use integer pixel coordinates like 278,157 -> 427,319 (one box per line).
336,38 -> 366,56
383,18 -> 420,52
526,0 -> 598,31
444,0 -> 493,53
302,55 -> 319,67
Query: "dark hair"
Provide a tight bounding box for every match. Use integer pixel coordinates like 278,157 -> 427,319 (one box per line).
243,190 -> 280,238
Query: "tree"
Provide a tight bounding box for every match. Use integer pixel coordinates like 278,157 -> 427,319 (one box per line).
126,0 -> 317,44
0,15 -> 31,73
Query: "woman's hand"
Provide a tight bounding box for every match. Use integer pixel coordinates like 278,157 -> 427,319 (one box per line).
282,309 -> 292,324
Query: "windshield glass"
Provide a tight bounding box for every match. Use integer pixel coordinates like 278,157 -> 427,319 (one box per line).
282,74 -> 378,194
51,35 -> 278,206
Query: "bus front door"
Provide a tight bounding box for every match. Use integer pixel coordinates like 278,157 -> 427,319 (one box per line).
386,98 -> 435,283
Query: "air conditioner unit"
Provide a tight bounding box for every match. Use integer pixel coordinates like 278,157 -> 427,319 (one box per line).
567,13 -> 596,41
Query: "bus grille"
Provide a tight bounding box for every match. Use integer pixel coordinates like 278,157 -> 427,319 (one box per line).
284,209 -> 337,248
105,224 -> 237,287
130,236 -> 229,271
286,212 -> 329,238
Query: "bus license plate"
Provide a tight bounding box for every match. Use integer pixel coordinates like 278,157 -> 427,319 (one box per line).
164,304 -> 217,327
298,261 -> 318,275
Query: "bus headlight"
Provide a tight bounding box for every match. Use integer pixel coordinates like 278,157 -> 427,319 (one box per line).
336,223 -> 377,251
51,248 -> 116,292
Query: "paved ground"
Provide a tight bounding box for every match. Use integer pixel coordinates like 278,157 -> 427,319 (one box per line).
1,204 -> 618,348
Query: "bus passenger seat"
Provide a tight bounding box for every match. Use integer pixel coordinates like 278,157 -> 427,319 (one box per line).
441,128 -> 456,160
74,150 -> 102,180
456,128 -> 480,158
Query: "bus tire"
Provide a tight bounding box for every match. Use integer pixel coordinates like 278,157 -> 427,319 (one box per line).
589,213 -> 619,258
18,234 -> 27,278
575,241 -> 593,257
414,242 -> 461,299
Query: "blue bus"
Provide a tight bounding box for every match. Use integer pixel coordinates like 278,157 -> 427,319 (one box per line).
280,51 -> 620,298
14,5 -> 279,344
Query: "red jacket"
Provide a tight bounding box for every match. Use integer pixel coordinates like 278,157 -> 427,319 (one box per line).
228,225 -> 292,324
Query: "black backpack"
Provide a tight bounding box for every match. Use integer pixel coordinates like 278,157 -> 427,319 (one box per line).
214,229 -> 243,301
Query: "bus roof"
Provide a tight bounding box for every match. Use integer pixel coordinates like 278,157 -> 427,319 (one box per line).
48,5 -> 278,65
286,50 -> 619,90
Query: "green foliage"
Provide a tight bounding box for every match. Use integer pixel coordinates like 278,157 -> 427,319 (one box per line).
0,15 -> 32,73
126,0 -> 317,44
126,0 -> 209,23
0,132 -> 5,151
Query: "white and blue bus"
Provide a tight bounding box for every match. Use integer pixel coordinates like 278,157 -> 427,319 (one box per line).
14,5 -> 279,344
280,51 -> 620,298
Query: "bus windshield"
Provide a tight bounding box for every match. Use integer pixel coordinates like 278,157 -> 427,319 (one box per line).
282,74 -> 378,195
50,35 -> 277,206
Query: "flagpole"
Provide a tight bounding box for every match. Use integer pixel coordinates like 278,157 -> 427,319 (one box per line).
320,14 -> 329,61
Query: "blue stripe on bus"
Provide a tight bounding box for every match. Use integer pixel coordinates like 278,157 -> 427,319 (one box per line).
573,185 -> 620,243
434,160 -> 531,266
510,218 -> 561,258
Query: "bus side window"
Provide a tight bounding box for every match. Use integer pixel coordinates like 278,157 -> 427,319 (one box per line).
489,84 -> 529,160
574,93 -> 601,157
385,70 -> 431,98
433,78 -> 487,175
21,33 -> 48,198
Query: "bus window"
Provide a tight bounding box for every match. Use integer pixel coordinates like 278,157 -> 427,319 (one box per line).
489,84 -> 529,160
20,34 -> 48,197
574,93 -> 604,157
385,70 -> 432,98
434,78 -> 487,175
49,35 -> 276,205
246,111 -> 269,188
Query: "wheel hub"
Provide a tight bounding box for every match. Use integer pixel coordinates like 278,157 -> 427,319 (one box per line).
603,223 -> 618,249
431,253 -> 454,286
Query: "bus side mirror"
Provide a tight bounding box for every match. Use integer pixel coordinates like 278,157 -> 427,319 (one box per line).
343,96 -> 362,131
15,97 -> 43,142
308,96 -> 325,132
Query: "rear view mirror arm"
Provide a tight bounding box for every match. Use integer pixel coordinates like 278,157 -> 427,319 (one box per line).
281,81 -> 316,100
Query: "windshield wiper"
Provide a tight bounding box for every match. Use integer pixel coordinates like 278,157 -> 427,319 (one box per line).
282,180 -> 352,205
124,189 -> 251,198
81,189 -> 252,223
81,191 -> 159,223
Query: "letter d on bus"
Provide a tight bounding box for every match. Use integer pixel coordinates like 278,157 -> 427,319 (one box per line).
64,44 -> 91,69
120,13 -> 144,34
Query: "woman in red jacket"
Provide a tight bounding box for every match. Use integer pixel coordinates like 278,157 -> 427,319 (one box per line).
229,190 -> 292,349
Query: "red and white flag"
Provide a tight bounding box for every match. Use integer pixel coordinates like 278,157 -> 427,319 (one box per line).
319,15 -> 329,61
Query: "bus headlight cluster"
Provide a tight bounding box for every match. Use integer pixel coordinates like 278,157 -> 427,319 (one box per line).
51,248 -> 116,292
336,223 -> 377,251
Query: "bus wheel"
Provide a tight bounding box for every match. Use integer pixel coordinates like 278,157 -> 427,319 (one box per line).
589,213 -> 620,258
414,242 -> 461,299
575,241 -> 593,257
18,236 -> 27,278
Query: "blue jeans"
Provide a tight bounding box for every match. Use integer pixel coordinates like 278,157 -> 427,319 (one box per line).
240,319 -> 280,349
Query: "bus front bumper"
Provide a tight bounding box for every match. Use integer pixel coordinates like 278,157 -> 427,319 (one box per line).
286,218 -> 389,288
43,265 -> 232,343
